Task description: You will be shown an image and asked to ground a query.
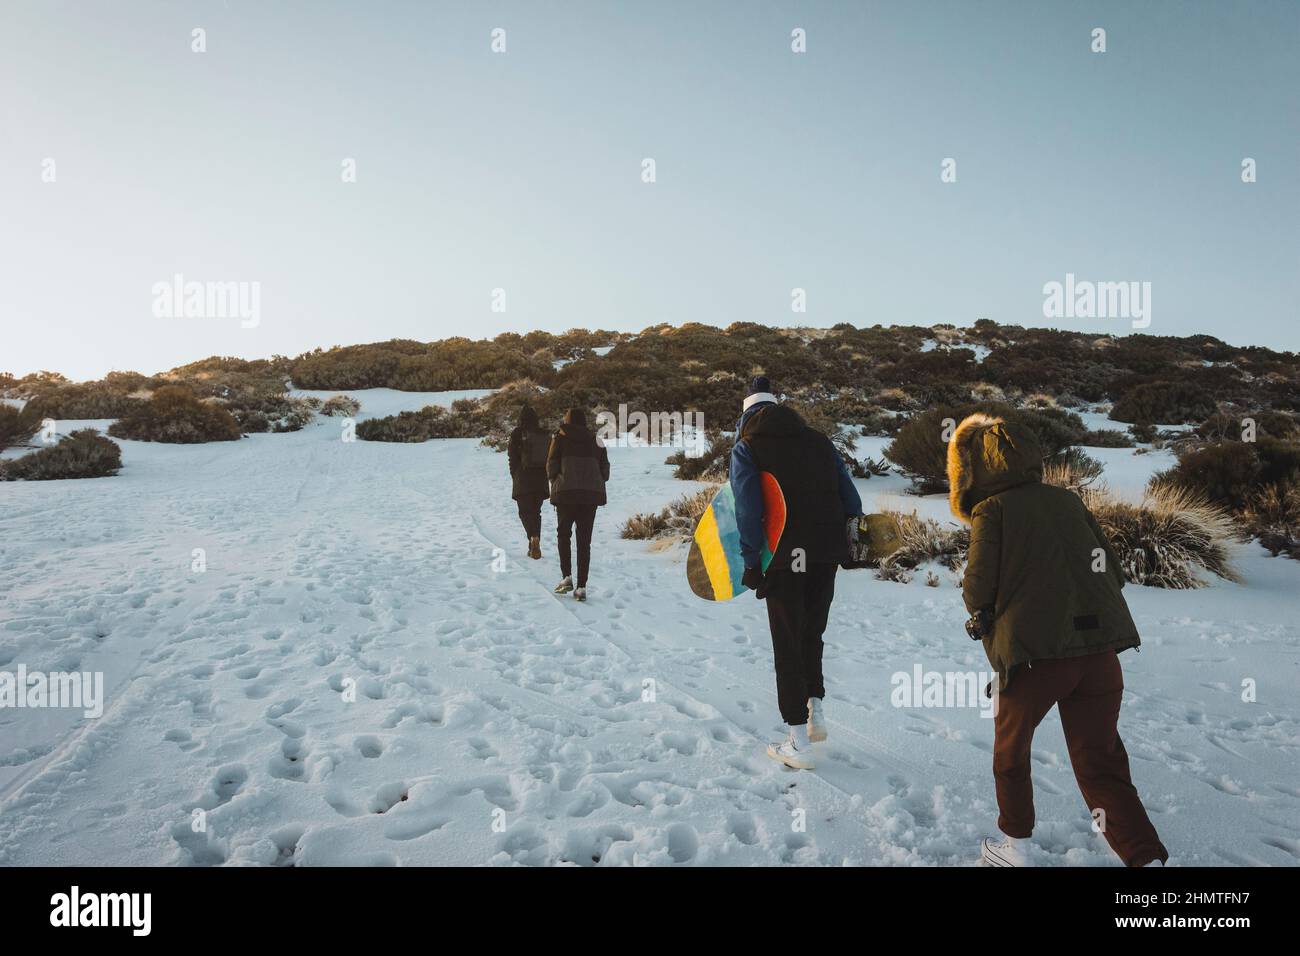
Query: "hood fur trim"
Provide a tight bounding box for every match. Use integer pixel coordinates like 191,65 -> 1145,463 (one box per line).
947,413 -> 1002,524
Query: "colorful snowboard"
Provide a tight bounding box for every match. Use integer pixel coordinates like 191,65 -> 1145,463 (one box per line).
687,473 -> 786,601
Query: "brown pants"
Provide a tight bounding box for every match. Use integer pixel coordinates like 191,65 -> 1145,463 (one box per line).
994,650 -> 1168,867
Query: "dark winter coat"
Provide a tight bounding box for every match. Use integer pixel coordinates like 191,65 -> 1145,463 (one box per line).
948,413 -> 1140,690
730,404 -> 862,571
507,407 -> 551,502
547,412 -> 610,507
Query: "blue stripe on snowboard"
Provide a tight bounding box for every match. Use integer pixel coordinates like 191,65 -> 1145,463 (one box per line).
709,486 -> 749,593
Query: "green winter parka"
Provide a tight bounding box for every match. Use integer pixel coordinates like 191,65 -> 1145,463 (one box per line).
947,414 -> 1140,690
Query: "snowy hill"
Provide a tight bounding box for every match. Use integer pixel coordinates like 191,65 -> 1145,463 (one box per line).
0,391 -> 1297,866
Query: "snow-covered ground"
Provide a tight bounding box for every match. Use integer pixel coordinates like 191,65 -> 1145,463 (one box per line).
0,391 -> 1297,866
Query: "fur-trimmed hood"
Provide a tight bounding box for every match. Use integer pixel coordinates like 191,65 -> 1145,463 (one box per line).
946,413 -> 1044,523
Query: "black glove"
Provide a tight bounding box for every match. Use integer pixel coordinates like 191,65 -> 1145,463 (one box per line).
742,566 -> 768,599
965,606 -> 995,641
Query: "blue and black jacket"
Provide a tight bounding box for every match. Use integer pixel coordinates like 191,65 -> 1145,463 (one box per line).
729,403 -> 862,571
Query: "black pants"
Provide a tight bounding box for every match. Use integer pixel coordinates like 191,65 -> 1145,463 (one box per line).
516,495 -> 544,539
764,563 -> 838,725
555,503 -> 597,587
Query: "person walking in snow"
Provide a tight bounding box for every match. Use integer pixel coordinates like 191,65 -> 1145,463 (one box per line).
947,412 -> 1169,868
508,404 -> 552,560
547,407 -> 610,602
730,376 -> 863,770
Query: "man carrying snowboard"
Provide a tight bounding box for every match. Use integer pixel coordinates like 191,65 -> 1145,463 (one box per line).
730,377 -> 862,770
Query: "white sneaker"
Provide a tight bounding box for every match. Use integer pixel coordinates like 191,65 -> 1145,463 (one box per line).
807,698 -> 827,742
554,577 -> 573,594
573,587 -> 587,602
766,733 -> 815,770
981,835 -> 1032,867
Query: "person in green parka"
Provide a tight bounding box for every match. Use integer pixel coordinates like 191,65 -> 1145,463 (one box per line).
947,412 -> 1169,868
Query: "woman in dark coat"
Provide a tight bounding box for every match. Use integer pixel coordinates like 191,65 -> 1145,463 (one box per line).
546,407 -> 610,601
948,412 -> 1167,869
507,404 -> 551,559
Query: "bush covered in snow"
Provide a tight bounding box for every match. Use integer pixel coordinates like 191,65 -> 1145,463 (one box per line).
230,395 -> 319,433
108,385 -> 242,444
1,429 -> 121,481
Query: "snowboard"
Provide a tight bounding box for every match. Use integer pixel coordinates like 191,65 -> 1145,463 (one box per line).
687,473 -> 785,601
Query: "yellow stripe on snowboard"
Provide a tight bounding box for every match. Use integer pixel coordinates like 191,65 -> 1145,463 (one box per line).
694,506 -> 735,601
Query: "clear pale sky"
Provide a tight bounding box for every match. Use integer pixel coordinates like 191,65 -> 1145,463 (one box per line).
2,0 -> 1297,381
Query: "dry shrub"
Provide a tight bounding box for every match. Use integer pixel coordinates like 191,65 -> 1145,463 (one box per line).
1042,448 -> 1105,492
970,382 -> 1007,404
868,482 -> 1241,589
875,509 -> 970,583
320,395 -> 361,417
666,433 -> 730,481
1243,481 -> 1300,558
621,485 -> 719,541
1078,483 -> 1241,588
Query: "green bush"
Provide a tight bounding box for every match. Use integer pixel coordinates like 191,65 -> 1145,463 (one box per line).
1110,381 -> 1217,425
355,404 -> 487,442
1081,428 -> 1135,448
1197,410 -> 1300,443
290,338 -> 551,391
23,381 -> 146,420
1129,422 -> 1158,443
884,402 -> 1087,494
0,403 -> 40,451
1155,437 -> 1300,508
108,385 -> 242,443
2,429 -> 121,480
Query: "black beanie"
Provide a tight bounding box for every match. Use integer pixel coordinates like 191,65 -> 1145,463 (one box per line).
748,375 -> 772,397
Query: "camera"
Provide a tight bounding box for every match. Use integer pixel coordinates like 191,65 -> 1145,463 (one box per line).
965,606 -> 995,641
